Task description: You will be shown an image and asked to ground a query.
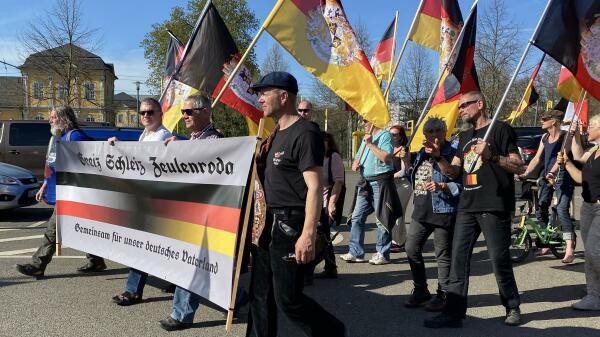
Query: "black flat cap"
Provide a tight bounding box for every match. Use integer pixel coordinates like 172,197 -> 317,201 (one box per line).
251,71 -> 298,95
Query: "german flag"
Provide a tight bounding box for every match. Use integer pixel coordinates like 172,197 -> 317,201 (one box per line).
557,66 -> 585,102
264,0 -> 390,128
163,30 -> 184,86
370,17 -> 396,83
507,55 -> 544,123
409,0 -> 463,69
533,0 -> 600,101
410,4 -> 478,152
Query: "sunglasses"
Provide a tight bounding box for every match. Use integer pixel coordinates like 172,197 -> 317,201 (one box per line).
425,128 -> 443,133
458,100 -> 479,110
138,110 -> 154,116
298,109 -> 311,113
541,117 -> 552,122
181,108 -> 205,116
390,132 -> 401,136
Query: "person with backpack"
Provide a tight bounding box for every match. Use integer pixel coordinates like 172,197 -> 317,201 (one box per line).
519,110 -> 575,263
305,132 -> 346,283
16,106 -> 106,278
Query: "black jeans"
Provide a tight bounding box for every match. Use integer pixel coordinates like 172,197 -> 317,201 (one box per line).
246,212 -> 345,337
444,211 -> 520,318
405,219 -> 453,293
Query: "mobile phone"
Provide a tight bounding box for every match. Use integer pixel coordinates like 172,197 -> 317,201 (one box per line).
281,252 -> 297,262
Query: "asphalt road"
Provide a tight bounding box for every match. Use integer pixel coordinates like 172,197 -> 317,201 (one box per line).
0,172 -> 598,337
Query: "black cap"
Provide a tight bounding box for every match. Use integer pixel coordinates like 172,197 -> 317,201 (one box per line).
250,71 -> 298,95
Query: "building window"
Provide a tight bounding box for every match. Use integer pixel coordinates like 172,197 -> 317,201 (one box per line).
84,83 -> 95,100
117,114 -> 123,124
130,114 -> 136,124
85,115 -> 95,122
34,115 -> 45,120
58,83 -> 68,101
33,81 -> 44,99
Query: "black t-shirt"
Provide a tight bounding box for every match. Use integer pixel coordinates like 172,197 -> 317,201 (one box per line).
456,121 -> 519,212
412,157 -> 454,227
582,149 -> 600,203
265,118 -> 324,208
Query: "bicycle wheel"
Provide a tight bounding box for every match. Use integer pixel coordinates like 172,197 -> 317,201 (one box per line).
510,228 -> 531,263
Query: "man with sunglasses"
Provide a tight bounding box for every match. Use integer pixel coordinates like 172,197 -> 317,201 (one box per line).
110,97 -> 173,306
159,94 -> 224,331
424,91 -> 525,328
297,100 -> 313,121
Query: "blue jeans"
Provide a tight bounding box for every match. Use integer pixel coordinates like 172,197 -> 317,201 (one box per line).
171,286 -> 202,323
125,269 -> 147,294
348,181 -> 392,260
536,179 -> 575,240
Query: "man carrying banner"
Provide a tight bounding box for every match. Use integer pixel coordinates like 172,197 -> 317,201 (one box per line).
424,91 -> 524,328
157,93 -> 224,331
110,98 -> 173,306
247,72 -> 346,337
16,106 -> 106,278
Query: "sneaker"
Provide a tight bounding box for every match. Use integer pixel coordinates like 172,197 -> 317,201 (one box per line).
423,312 -> 462,328
77,261 -> 107,273
159,316 -> 192,331
504,308 -> 522,326
424,292 -> 446,312
572,295 -> 600,311
405,288 -> 432,308
15,264 -> 44,279
340,253 -> 365,263
369,253 -> 390,265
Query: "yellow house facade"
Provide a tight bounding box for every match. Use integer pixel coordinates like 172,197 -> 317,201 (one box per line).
18,44 -> 116,124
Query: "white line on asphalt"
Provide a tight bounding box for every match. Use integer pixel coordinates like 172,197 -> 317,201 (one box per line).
0,235 -> 43,243
0,248 -> 37,256
0,228 -> 18,232
27,221 -> 46,228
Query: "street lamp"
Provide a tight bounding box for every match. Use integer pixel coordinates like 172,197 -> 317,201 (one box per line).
135,81 -> 140,127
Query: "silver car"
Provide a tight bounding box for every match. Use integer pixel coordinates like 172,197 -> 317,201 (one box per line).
0,162 -> 41,210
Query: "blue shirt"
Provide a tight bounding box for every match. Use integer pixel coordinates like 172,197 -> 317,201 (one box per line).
354,130 -> 394,178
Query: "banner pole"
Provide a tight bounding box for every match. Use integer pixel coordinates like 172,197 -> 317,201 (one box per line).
226,118 -> 265,331
212,0 -> 284,109
467,0 -> 555,173
508,53 -> 546,125
385,11 -> 399,104
383,0 -> 425,99
406,0 -> 479,148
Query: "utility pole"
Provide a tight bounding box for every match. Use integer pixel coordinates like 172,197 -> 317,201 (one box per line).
135,81 -> 140,127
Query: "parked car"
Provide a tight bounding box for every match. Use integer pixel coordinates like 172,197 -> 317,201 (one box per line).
0,162 -> 41,210
0,120 -> 187,178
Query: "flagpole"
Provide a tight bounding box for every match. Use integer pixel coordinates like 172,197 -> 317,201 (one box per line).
385,11 -> 399,104
383,0 -> 425,99
555,90 -> 588,185
467,0 -> 555,173
211,0 -> 284,108
325,108 -> 328,131
407,0 -> 479,148
508,53 -> 546,125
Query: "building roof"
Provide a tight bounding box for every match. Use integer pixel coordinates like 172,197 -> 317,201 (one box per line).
20,44 -> 116,78
113,92 -> 138,109
0,76 -> 24,109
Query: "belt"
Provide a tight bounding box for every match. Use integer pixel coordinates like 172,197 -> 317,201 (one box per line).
268,207 -> 304,217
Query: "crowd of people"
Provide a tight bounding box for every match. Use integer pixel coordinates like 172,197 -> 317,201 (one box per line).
13,71 -> 600,335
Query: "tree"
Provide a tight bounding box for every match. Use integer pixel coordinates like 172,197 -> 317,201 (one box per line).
393,45 -> 436,121
19,0 -> 101,107
475,0 -> 521,116
141,0 -> 259,94
260,43 -> 289,75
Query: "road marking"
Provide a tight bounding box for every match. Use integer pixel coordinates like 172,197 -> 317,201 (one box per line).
0,235 -> 43,243
0,248 -> 37,256
0,228 -> 19,232
27,221 -> 46,228
0,255 -> 85,259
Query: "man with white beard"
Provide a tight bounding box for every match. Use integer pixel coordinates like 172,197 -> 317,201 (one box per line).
16,106 -> 107,278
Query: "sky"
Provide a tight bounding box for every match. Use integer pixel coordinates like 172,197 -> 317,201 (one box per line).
0,0 -> 550,98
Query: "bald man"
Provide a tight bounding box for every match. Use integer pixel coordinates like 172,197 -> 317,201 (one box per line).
297,100 -> 313,121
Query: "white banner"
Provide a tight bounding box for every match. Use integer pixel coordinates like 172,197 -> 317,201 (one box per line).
56,136 -> 256,309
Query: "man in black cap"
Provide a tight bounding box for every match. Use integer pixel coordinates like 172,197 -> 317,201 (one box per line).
246,71 -> 346,337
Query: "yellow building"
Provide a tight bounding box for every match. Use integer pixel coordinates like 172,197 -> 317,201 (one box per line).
19,44 -> 117,123
113,92 -> 140,127
0,76 -> 26,120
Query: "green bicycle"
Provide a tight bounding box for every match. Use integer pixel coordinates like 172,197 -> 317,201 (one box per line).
509,179 -> 576,263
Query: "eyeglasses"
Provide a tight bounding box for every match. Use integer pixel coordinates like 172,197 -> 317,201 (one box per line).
541,117 -> 552,122
425,128 -> 443,133
458,100 -> 479,110
138,110 -> 154,116
298,109 -> 311,113
181,108 -> 205,116
390,132 -> 400,136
